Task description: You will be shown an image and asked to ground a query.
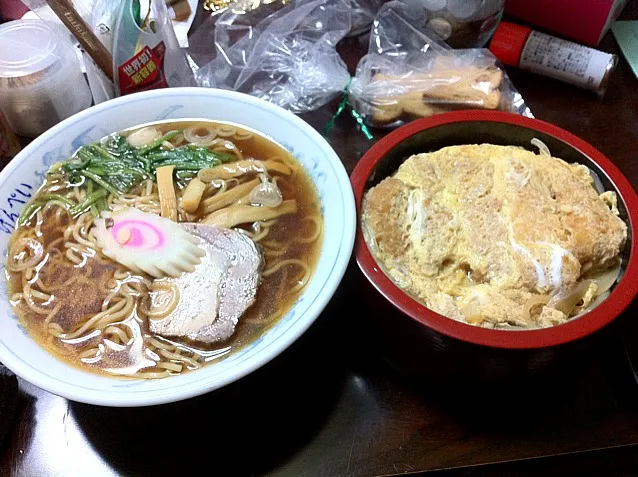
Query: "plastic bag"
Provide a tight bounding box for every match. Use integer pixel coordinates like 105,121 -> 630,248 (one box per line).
91,0 -> 118,53
190,0 -> 352,114
349,0 -> 531,128
345,0 -> 384,37
186,0 -> 288,71
83,0 -> 119,103
113,0 -> 192,96
169,0 -> 199,48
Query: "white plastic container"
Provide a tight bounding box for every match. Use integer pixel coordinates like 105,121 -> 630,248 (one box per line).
0,20 -> 92,137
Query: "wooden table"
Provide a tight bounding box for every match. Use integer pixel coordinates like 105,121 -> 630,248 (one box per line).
3,6 -> 638,476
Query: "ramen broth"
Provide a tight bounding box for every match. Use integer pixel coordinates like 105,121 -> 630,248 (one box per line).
6,120 -> 323,378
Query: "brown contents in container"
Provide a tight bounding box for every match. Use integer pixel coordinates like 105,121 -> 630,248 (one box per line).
0,111 -> 21,160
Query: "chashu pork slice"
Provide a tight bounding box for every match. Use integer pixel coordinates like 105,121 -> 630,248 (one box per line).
148,223 -> 263,344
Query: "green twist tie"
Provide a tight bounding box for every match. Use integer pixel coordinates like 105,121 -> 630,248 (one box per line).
323,79 -> 373,140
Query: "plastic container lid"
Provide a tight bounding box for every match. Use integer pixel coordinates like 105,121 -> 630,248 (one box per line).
0,20 -> 64,78
489,21 -> 532,67
420,0 -> 447,12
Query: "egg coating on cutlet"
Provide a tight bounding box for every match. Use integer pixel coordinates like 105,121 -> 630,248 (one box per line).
362,144 -> 627,328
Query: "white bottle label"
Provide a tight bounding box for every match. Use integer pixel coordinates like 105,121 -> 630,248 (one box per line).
519,31 -> 612,91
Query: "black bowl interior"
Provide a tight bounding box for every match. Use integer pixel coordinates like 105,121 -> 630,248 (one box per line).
364,120 -> 632,289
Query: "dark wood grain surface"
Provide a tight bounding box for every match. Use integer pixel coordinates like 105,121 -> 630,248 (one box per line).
2,5 -> 638,476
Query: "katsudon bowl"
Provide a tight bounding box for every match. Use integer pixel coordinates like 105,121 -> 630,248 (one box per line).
351,110 -> 638,385
0,88 -> 355,406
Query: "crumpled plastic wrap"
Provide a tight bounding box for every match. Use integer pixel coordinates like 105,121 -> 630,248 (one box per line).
349,0 -> 531,128
189,0 -> 352,113
345,0 -> 384,37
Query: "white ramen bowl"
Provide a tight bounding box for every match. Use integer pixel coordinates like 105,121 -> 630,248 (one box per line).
0,88 -> 355,406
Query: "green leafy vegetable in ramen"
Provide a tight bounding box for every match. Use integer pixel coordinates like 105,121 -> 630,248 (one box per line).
19,131 -> 237,226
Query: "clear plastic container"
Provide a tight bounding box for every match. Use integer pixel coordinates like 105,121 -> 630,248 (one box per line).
0,19 -> 92,137
420,0 -> 505,48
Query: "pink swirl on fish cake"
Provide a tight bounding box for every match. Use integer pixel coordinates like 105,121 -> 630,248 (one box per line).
111,219 -> 166,250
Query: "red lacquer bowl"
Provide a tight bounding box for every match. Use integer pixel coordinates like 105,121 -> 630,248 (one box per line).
352,111 -> 638,351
